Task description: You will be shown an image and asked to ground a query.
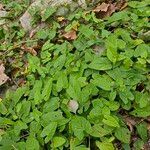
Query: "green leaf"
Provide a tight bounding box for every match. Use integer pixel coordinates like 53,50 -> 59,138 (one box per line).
102,115 -> 120,127
117,39 -> 126,49
88,57 -> 112,70
41,111 -> 68,127
115,127 -> 131,143
109,91 -> 117,101
36,29 -> 49,40
56,72 -> 68,92
14,121 -> 28,135
136,122 -> 148,142
52,136 -> 66,148
40,122 -> 57,143
128,1 -> 149,8
42,41 -> 54,51
130,106 -> 150,117
31,109 -> 42,122
115,29 -> 132,43
0,117 -> 14,126
134,44 -> 149,58
92,74 -> 113,91
54,54 -> 66,70
19,101 -> 31,120
135,92 -> 149,108
12,86 -> 27,105
71,116 -> 91,140
42,7 -> 56,21
30,121 -> 41,134
43,97 -> 60,113
26,136 -> 39,150
42,78 -> 52,101
79,25 -> 95,38
105,35 -> 118,63
108,101 -> 120,111
119,88 -> 134,104
90,124 -> 112,137
16,142 -> 26,150
96,141 -> 114,150
74,146 -> 90,150
133,139 -> 144,150
33,80 -> 43,104
48,29 -> 56,40
107,11 -> 129,23
0,101 -> 7,115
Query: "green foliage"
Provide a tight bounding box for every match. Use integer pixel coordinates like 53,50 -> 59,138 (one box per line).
96,141 -> 114,150
0,0 -> 150,149
41,7 -> 56,21
115,127 -> 131,143
136,122 -> 148,142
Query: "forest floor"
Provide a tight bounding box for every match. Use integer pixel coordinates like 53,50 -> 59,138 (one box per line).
0,0 -> 150,149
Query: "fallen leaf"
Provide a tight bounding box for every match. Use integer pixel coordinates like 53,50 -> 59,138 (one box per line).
0,64 -> 9,86
123,115 -> 138,132
93,2 -> 116,19
120,2 -> 128,10
106,4 -> 116,17
93,2 -> 109,12
63,30 -> 77,40
21,45 -> 37,56
68,100 -> 79,114
115,0 -> 127,11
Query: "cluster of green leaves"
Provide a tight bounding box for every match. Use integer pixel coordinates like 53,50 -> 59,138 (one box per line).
0,0 -> 150,149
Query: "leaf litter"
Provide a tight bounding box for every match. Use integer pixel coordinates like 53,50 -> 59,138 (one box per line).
0,0 -> 150,149
0,64 -> 9,86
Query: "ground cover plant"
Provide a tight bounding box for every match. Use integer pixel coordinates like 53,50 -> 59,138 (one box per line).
0,0 -> 150,149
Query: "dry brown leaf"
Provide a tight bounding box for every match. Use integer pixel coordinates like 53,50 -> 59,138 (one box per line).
93,2 -> 116,19
120,2 -> 128,10
21,45 -> 37,56
106,4 -> 116,17
123,115 -> 138,132
63,30 -> 77,40
0,64 -> 9,86
93,2 -> 109,12
115,0 -> 127,11
68,100 -> 79,114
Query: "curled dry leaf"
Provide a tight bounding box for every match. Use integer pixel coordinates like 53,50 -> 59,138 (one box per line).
93,2 -> 116,18
106,4 -> 116,17
93,2 -> 109,12
0,64 -> 9,86
120,2 -> 128,10
115,0 -> 127,11
63,30 -> 77,40
68,100 -> 79,114
123,115 -> 138,132
21,45 -> 37,56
